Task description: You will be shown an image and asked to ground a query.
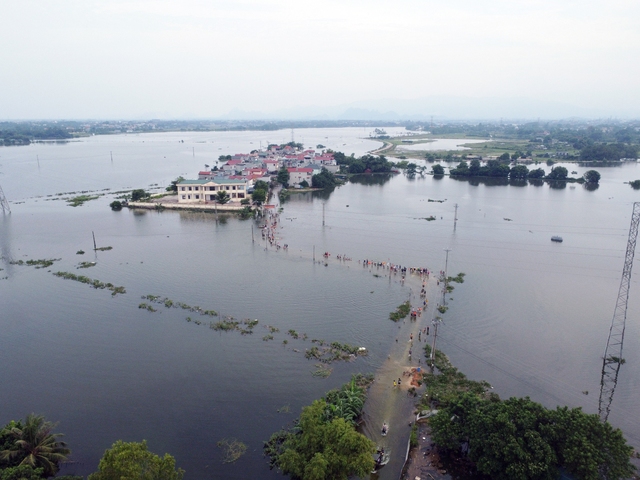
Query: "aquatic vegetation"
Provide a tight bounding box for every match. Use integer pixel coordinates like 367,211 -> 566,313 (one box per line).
95,246 -> 113,251
287,329 -> 299,339
76,250 -> 85,255
142,295 -> 217,316
437,305 -> 448,314
10,258 -> 60,269
216,438 -> 247,464
77,261 -> 96,269
312,364 -> 333,378
263,335 -> 274,341
447,272 -> 466,283
268,326 -> 279,333
52,271 -> 126,296
67,194 -> 100,207
138,303 -> 157,312
277,405 -> 290,413
210,318 -> 240,331
389,300 -> 411,321
304,342 -> 366,364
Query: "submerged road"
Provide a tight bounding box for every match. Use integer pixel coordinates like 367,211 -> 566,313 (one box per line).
360,270 -> 441,480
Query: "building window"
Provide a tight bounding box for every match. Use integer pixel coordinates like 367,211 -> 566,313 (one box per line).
232,193 -> 237,198
188,195 -> 191,199
181,187 -> 185,191
238,193 -> 245,198
188,187 -> 192,191
232,186 -> 236,190
238,186 -> 244,190
209,195 -> 215,201
195,195 -> 199,199
181,195 -> 186,199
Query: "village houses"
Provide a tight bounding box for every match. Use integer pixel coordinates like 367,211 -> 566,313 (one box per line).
176,144 -> 338,203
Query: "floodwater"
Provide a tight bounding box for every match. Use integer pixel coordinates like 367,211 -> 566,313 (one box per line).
2,130 -> 640,479
397,138 -> 486,151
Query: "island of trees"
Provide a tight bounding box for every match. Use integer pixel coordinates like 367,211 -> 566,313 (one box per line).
420,346 -> 635,480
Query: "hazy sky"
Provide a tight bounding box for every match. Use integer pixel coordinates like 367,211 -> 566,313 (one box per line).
2,0 -> 639,119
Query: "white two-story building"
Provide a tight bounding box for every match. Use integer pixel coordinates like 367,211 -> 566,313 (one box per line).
176,178 -> 249,203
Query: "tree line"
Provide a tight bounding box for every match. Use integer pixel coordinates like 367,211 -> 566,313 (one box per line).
0,414 -> 183,479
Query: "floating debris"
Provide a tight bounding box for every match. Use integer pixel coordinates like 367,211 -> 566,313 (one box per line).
77,261 -> 96,269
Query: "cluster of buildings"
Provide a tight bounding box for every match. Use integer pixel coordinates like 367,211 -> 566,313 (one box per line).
176,145 -> 338,204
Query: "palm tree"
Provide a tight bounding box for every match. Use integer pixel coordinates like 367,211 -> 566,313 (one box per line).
0,414 -> 71,477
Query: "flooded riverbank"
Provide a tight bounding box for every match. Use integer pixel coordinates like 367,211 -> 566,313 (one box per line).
2,129 -> 640,478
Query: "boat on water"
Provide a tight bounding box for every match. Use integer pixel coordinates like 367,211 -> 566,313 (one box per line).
551,236 -> 563,242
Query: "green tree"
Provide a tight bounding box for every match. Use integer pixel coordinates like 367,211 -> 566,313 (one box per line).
276,400 -> 374,480
253,180 -> 270,191
299,179 -> 309,188
498,152 -> 511,162
528,168 -> 545,179
216,190 -> 230,204
277,167 -> 290,186
0,465 -> 44,480
432,164 -> 445,175
583,170 -> 601,184
130,189 -> 149,202
165,176 -> 184,192
109,201 -> 123,211
510,165 -> 529,179
547,166 -> 568,180
88,440 -> 184,480
312,168 -> 337,189
405,163 -> 418,178
468,159 -> 481,176
252,188 -> 267,204
0,414 -> 71,477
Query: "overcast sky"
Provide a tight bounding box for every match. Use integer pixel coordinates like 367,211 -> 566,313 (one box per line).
1,0 -> 639,120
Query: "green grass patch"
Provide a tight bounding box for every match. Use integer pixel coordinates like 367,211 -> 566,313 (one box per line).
389,300 -> 411,321
67,194 -> 100,207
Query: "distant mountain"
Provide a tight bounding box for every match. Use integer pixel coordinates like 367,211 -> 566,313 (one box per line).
219,96 -> 636,121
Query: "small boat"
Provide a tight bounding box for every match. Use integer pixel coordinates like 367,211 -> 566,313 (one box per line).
381,423 -> 388,436
551,236 -> 563,243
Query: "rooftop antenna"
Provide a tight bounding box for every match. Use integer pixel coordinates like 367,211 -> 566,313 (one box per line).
598,202 -> 640,422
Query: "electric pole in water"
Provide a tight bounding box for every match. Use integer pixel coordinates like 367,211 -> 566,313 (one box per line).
322,203 -> 325,227
454,204 -> 458,231
598,202 -> 640,422
0,184 -> 10,214
431,249 -> 451,367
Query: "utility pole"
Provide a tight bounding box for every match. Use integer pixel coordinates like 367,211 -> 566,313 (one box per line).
322,203 -> 325,227
37,155 -> 40,168
454,204 -> 458,231
92,231 -> 97,250
251,224 -> 254,243
313,245 -> 315,262
193,147 -> 195,157
110,151 -> 113,162
443,249 -> 451,306
0,184 -> 10,214
430,317 -> 440,366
